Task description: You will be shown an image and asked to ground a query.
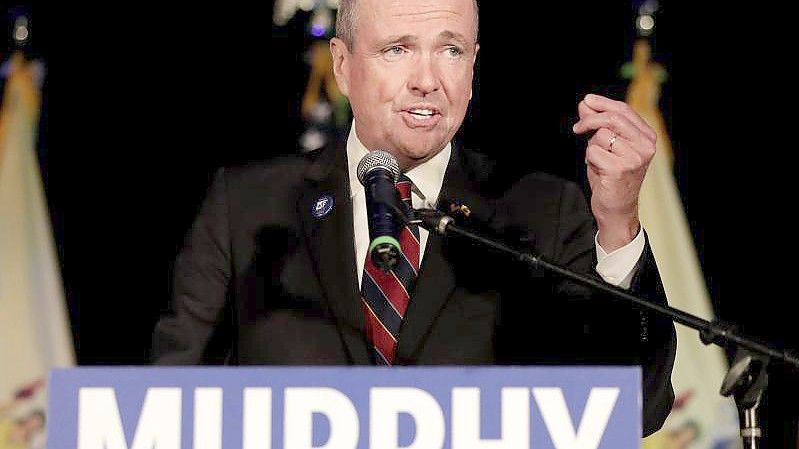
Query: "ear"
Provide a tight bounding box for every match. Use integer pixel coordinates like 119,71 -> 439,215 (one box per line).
329,37 -> 351,97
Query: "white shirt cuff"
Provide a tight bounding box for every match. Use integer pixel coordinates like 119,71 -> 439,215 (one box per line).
595,229 -> 646,289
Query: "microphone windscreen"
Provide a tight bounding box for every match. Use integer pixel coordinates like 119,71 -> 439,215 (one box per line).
357,150 -> 400,185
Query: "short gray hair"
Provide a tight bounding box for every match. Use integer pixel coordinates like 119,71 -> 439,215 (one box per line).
336,0 -> 479,50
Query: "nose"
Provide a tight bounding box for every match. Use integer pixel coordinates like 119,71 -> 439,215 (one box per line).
408,54 -> 440,96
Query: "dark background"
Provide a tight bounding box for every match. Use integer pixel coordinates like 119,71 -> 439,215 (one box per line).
3,1 -> 797,446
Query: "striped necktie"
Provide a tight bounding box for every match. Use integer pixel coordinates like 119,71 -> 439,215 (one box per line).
360,174 -> 420,365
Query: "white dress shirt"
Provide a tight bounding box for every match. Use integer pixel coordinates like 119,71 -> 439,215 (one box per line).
345,124 -> 645,289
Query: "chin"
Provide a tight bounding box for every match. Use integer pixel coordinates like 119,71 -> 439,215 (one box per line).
391,149 -> 439,171
401,141 -> 438,157
404,137 -> 447,156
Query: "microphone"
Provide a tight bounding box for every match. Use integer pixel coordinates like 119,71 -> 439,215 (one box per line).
357,150 -> 403,272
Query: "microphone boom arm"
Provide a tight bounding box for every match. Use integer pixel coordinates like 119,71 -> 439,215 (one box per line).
413,207 -> 799,367
412,207 -> 797,449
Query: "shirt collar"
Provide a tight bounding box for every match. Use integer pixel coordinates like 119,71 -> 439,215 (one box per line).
346,121 -> 451,208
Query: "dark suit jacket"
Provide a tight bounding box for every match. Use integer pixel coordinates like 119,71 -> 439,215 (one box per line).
152,141 -> 676,436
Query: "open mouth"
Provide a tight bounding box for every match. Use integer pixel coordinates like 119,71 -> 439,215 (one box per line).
407,108 -> 437,118
401,107 -> 442,128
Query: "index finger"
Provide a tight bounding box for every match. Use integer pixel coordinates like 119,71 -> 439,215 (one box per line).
583,94 -> 657,143
577,99 -> 598,120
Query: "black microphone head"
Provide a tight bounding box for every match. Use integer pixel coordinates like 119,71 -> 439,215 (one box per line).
357,150 -> 400,186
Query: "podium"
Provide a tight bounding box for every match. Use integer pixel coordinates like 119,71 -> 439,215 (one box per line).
48,366 -> 641,449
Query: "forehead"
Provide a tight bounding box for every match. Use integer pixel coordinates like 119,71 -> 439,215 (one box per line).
357,0 -> 475,41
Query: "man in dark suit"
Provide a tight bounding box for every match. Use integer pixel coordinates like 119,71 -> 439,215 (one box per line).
152,0 -> 676,435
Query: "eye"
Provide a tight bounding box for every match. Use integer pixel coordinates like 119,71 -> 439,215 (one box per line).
382,45 -> 407,61
446,46 -> 464,58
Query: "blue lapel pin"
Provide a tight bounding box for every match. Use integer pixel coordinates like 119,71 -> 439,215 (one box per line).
312,195 -> 335,219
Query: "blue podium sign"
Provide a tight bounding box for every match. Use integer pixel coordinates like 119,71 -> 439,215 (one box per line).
49,366 -> 641,449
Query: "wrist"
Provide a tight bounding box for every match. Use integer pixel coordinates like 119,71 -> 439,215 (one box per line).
597,216 -> 640,252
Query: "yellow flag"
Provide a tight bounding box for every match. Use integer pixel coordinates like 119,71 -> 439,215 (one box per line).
0,53 -> 74,448
629,41 -> 740,449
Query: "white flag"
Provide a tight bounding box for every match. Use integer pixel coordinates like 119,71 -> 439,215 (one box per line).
0,53 -> 74,449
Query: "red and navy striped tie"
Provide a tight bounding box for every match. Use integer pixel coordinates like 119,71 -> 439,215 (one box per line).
361,174 -> 420,365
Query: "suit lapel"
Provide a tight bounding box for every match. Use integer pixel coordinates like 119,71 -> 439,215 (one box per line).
297,143 -> 371,365
396,146 -> 496,364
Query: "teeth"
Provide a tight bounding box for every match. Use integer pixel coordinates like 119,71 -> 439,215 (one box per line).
410,109 -> 434,116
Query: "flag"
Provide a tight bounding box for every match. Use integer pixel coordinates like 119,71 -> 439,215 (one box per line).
0,53 -> 74,449
626,40 -> 741,449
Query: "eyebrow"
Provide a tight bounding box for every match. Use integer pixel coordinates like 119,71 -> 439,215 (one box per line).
377,31 -> 472,49
438,30 -> 470,47
378,35 -> 418,46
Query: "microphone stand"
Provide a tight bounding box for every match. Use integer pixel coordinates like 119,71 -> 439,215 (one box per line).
408,207 -> 798,448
